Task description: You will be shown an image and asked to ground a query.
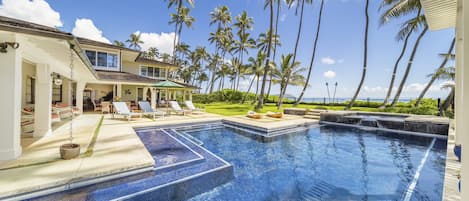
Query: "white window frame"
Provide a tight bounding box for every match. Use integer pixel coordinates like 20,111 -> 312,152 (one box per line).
85,49 -> 120,71
139,65 -> 167,79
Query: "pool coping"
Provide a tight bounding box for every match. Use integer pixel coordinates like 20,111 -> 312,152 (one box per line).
112,128 -> 233,200
320,121 -> 448,140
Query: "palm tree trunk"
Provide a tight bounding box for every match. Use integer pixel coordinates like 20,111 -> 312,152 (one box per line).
278,0 -> 305,110
295,0 -> 325,107
265,0 -> 281,104
256,0 -> 274,110
252,76 -> 260,104
415,38 -> 456,107
172,22 -> 179,64
440,87 -> 455,116
242,75 -> 256,104
380,31 -> 412,108
390,25 -> 429,107
345,0 -> 369,110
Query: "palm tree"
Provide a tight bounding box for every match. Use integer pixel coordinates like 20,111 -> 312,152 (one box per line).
390,16 -> 428,107
175,42 -> 191,61
428,66 -> 455,116
258,30 -> 281,102
415,38 -> 456,107
126,33 -> 143,50
165,0 -> 195,63
242,51 -> 266,104
380,0 -> 422,107
233,11 -> 255,90
345,0 -> 370,110
169,6 -> 195,63
276,54 -> 305,109
160,53 -> 172,63
197,72 -> 209,90
233,32 -> 256,90
278,0 -> 312,108
272,54 -> 306,109
143,47 -> 160,60
210,6 -> 232,29
113,40 -> 125,47
295,0 -> 325,106
256,0 -> 275,110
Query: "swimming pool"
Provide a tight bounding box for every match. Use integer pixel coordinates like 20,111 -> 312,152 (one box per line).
185,124 -> 447,201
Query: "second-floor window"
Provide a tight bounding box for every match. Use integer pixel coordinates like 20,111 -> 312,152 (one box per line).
85,50 -> 119,70
140,66 -> 166,78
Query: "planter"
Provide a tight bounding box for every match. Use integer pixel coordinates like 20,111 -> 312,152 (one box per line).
60,143 -> 81,160
454,144 -> 461,162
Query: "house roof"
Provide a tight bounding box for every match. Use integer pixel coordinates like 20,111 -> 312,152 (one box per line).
0,16 -> 73,39
77,37 -> 141,53
0,16 -> 99,79
421,0 -> 457,30
95,70 -> 198,89
135,56 -> 179,68
96,70 -> 161,84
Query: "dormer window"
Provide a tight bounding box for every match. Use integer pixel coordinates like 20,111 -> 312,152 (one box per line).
85,50 -> 119,71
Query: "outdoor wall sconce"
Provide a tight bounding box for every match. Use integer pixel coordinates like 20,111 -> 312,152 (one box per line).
125,89 -> 132,95
51,74 -> 63,86
0,42 -> 19,53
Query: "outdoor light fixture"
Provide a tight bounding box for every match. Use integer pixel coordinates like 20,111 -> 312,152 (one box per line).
52,74 -> 63,86
0,42 -> 19,53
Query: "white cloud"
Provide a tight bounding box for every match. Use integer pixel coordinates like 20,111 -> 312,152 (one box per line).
136,31 -> 176,55
321,56 -> 336,65
72,18 -> 110,44
0,0 -> 62,27
280,14 -> 287,22
323,70 -> 336,79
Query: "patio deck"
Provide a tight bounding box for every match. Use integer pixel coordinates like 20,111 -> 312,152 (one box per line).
0,112 -> 223,200
443,121 -> 461,201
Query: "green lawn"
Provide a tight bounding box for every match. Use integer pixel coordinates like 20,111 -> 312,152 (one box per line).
196,102 -> 383,116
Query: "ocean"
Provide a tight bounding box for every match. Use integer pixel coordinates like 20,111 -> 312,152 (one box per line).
299,97 -> 412,104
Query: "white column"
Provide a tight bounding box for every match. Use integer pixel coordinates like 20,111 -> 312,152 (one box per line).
455,0 -> 463,145
0,33 -> 22,160
34,64 -> 52,137
183,90 -> 186,101
150,88 -> 156,109
189,91 -> 193,101
116,84 -> 122,98
76,82 -> 86,114
460,0 -> 469,199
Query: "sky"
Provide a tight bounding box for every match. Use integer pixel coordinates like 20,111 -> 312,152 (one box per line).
0,0 -> 455,100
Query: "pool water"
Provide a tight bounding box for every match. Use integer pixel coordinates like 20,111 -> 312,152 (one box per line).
186,124 -> 447,201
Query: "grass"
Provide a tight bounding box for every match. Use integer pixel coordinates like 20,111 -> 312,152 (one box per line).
83,115 -> 104,157
196,102 -> 384,116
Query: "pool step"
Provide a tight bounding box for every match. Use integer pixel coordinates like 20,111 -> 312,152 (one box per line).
304,109 -> 325,120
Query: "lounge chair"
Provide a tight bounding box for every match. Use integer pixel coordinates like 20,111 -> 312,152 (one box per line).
266,111 -> 283,118
184,101 -> 204,113
169,101 -> 191,116
112,102 -> 142,121
247,111 -> 262,119
92,99 -> 102,112
101,101 -> 111,114
138,101 -> 166,119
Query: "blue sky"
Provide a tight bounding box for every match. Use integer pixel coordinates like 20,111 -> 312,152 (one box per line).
0,0 -> 455,99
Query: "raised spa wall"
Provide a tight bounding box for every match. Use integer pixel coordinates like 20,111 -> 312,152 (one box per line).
284,108 -> 450,135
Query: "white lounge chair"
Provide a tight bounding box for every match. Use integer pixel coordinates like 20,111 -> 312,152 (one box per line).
184,101 -> 204,114
112,102 -> 142,121
138,101 -> 165,119
169,101 -> 191,116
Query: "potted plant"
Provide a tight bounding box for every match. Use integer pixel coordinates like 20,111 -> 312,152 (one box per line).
60,142 -> 80,160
